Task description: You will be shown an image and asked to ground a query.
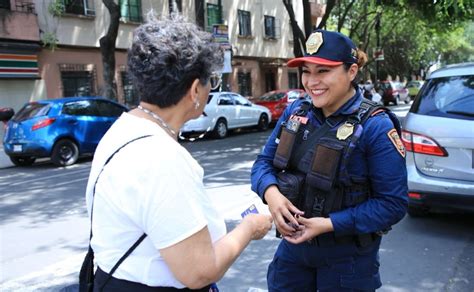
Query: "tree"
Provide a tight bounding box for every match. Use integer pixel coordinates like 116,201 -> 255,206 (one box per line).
100,0 -> 121,100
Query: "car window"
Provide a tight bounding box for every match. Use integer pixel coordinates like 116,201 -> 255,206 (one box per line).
95,100 -> 126,117
207,94 -> 214,104
411,75 -> 474,120
62,100 -> 97,116
233,95 -> 251,106
13,103 -> 50,121
259,92 -> 285,101
287,91 -> 301,100
218,94 -> 234,106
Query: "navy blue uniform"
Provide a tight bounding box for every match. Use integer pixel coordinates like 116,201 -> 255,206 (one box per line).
251,89 -> 408,291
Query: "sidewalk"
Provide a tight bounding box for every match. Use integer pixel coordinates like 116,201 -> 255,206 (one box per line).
0,127 -> 13,169
0,145 -> 13,169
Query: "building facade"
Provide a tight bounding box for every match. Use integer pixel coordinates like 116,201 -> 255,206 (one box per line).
0,0 -> 325,111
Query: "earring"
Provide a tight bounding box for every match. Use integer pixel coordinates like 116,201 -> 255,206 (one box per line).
194,101 -> 200,110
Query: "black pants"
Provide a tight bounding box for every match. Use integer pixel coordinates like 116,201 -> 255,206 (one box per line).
94,267 -> 211,292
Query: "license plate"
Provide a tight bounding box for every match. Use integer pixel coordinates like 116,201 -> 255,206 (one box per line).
13,144 -> 22,152
241,204 -> 259,218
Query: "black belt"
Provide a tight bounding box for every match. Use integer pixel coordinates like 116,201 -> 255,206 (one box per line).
308,232 -> 380,247
94,267 -> 211,292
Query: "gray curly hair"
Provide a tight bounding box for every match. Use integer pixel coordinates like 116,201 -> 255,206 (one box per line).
127,12 -> 224,108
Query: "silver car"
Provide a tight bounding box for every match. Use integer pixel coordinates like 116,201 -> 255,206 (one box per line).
181,91 -> 271,139
402,62 -> 474,216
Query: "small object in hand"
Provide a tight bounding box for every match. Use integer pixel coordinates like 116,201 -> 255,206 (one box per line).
241,204 -> 259,218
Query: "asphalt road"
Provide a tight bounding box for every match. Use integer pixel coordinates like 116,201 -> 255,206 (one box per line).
1,107 -> 473,291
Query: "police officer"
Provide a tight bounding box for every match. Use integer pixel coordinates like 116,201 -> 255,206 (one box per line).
251,29 -> 408,291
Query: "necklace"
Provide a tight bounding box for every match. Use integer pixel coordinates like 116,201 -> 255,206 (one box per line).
137,105 -> 177,136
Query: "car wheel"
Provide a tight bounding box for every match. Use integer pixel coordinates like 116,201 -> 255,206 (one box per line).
383,100 -> 389,106
394,95 -> 399,105
212,118 -> 228,139
407,205 -> 429,217
10,156 -> 36,166
257,114 -> 269,131
51,139 -> 79,166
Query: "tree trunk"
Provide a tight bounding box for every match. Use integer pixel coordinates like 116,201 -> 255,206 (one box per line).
317,0 -> 336,29
302,0 -> 313,37
100,0 -> 120,100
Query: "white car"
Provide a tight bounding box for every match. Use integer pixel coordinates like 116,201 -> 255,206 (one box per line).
181,91 -> 271,139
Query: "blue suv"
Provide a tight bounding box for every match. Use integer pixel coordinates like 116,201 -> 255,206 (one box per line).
3,97 -> 128,166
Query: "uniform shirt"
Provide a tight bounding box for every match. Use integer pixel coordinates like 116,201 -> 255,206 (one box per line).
251,88 -> 408,236
85,113 -> 226,288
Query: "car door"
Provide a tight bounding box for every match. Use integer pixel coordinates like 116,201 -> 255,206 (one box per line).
232,94 -> 254,126
216,94 -> 238,128
61,99 -> 100,153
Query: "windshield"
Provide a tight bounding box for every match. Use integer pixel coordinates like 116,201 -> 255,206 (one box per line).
411,75 -> 474,120
13,103 -> 51,122
257,92 -> 286,101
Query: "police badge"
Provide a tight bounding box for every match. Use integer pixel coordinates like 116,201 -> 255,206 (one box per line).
306,32 -> 323,55
336,122 -> 354,140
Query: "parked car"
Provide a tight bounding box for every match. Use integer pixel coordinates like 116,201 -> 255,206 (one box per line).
406,80 -> 424,99
180,91 -> 271,139
253,89 -> 308,122
3,97 -> 128,167
402,62 -> 474,216
379,81 -> 410,105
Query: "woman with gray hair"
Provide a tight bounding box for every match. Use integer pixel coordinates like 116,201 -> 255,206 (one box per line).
84,13 -> 273,291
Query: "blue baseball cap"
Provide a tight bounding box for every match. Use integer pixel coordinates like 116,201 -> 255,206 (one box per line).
287,29 -> 358,67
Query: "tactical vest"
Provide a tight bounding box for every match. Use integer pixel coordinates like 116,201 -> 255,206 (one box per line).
273,98 -> 401,246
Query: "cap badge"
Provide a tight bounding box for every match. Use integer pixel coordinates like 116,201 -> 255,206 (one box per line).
306,32 -> 323,55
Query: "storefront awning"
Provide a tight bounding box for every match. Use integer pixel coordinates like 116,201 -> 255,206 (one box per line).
0,53 -> 39,78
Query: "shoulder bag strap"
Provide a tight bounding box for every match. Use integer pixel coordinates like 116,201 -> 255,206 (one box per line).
88,135 -> 152,286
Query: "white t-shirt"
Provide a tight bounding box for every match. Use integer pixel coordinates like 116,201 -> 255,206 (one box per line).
85,113 -> 227,288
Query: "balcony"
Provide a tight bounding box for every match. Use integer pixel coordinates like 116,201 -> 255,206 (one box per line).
0,0 -> 40,42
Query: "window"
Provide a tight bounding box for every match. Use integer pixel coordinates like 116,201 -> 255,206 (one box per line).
120,0 -> 141,22
413,75 -> 474,120
218,94 -> 234,106
238,71 -> 252,97
207,3 -> 222,31
264,15 -> 276,39
63,0 -> 95,16
288,72 -> 298,89
63,100 -> 96,116
233,94 -> 251,106
121,72 -> 139,107
61,71 -> 94,97
0,0 -> 10,10
265,71 -> 276,92
238,10 -> 251,37
95,100 -> 126,117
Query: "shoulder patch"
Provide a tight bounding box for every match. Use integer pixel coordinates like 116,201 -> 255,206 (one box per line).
387,128 -> 405,158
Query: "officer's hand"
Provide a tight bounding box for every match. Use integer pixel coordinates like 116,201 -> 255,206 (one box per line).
283,216 -> 334,244
242,214 -> 273,240
264,186 -> 304,237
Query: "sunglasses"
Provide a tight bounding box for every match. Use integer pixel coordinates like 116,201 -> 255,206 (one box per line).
209,73 -> 222,90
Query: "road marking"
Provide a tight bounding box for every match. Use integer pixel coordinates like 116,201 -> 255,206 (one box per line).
204,161 -> 253,179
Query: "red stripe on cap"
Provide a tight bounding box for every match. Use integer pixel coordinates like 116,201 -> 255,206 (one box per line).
287,56 -> 343,67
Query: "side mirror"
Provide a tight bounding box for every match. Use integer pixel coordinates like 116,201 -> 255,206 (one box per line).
0,107 -> 15,122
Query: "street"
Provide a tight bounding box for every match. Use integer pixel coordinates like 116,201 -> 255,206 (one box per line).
1,103 -> 473,292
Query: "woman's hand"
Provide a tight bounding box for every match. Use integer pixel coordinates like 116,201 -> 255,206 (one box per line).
242,213 -> 273,240
264,185 -> 304,237
283,215 -> 334,244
